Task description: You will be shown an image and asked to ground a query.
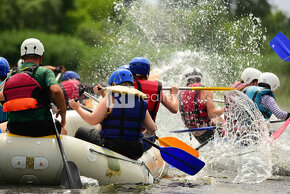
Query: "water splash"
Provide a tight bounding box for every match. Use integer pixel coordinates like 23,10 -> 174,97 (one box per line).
89,0 -> 266,85
202,90 -> 272,184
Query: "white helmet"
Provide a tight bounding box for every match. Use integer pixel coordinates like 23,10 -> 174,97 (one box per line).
21,38 -> 44,57
258,72 -> 280,91
182,67 -> 202,83
241,67 -> 262,84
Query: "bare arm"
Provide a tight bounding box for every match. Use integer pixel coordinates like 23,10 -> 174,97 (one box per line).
0,90 -> 4,101
50,84 -> 67,127
143,110 -> 157,137
69,96 -> 108,125
160,85 -> 179,113
203,91 -> 224,119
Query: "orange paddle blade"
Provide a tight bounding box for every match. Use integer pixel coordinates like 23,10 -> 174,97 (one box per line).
157,136 -> 199,158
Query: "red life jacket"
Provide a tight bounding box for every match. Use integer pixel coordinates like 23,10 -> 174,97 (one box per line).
60,79 -> 80,101
178,83 -> 210,129
3,65 -> 49,112
134,79 -> 162,122
231,81 -> 248,91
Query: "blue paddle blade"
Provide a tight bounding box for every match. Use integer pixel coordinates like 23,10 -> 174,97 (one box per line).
159,147 -> 205,175
269,32 -> 290,62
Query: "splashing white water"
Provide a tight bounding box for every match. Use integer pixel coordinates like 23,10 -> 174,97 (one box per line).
200,90 -> 272,184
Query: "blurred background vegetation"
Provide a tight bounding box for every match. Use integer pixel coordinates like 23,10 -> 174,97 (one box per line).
0,0 -> 289,107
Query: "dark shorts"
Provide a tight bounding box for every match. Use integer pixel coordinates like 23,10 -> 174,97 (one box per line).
7,120 -> 61,137
75,127 -> 144,160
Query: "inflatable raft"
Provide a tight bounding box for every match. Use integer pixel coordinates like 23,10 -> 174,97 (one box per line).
0,111 -> 168,186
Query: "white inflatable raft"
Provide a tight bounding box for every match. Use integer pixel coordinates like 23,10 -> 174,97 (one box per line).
0,111 -> 168,186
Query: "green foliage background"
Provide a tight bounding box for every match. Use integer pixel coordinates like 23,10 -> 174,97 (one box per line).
0,0 -> 289,107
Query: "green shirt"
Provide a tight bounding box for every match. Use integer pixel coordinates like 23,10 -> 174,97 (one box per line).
8,62 -> 58,123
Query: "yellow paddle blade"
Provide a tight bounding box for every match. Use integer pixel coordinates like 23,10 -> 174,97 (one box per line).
163,87 -> 236,91
105,86 -> 147,98
158,136 -> 199,158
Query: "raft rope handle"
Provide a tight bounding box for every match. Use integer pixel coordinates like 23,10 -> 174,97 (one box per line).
89,148 -> 151,173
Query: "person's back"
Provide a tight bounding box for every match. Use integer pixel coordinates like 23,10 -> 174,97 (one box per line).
0,57 -> 10,126
70,69 -> 156,160
179,68 -> 224,143
179,82 -> 210,129
129,57 -> 178,151
133,79 -> 162,121
243,72 -> 290,120
0,38 -> 66,137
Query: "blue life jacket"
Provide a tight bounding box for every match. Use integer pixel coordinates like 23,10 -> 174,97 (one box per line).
101,93 -> 148,140
243,86 -> 275,119
0,81 -> 7,123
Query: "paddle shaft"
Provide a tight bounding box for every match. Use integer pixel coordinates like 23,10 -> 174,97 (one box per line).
84,91 -> 100,103
162,87 -> 236,91
171,126 -> 215,133
195,139 -> 211,151
51,111 -> 81,189
270,120 -> 285,123
56,73 -> 62,82
0,77 -> 8,90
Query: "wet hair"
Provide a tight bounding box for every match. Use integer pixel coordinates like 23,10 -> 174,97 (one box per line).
120,81 -> 134,86
186,77 -> 201,86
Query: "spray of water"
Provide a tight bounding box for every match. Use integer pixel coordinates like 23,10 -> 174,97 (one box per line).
200,90 -> 272,184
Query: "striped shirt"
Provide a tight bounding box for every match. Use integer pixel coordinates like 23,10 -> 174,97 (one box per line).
260,95 -> 288,120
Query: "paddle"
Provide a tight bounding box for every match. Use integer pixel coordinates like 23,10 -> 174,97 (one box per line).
269,32 -> 290,62
157,136 -> 199,157
0,77 -> 7,90
171,126 -> 215,133
51,111 -> 82,189
270,118 -> 290,140
269,120 -> 286,123
56,73 -> 62,82
213,99 -> 225,103
143,138 -> 205,175
171,120 -> 284,134
162,86 -> 236,91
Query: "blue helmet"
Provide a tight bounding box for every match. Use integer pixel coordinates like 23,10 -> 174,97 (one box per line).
118,64 -> 130,70
129,57 -> 150,75
108,69 -> 133,86
0,57 -> 10,77
61,71 -> 80,81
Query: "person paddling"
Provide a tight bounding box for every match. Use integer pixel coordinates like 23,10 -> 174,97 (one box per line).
178,68 -> 224,143
243,72 -> 290,120
69,69 -> 156,160
0,38 -> 67,137
232,67 -> 262,91
129,57 -> 179,151
59,71 -> 94,110
0,57 -> 10,133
